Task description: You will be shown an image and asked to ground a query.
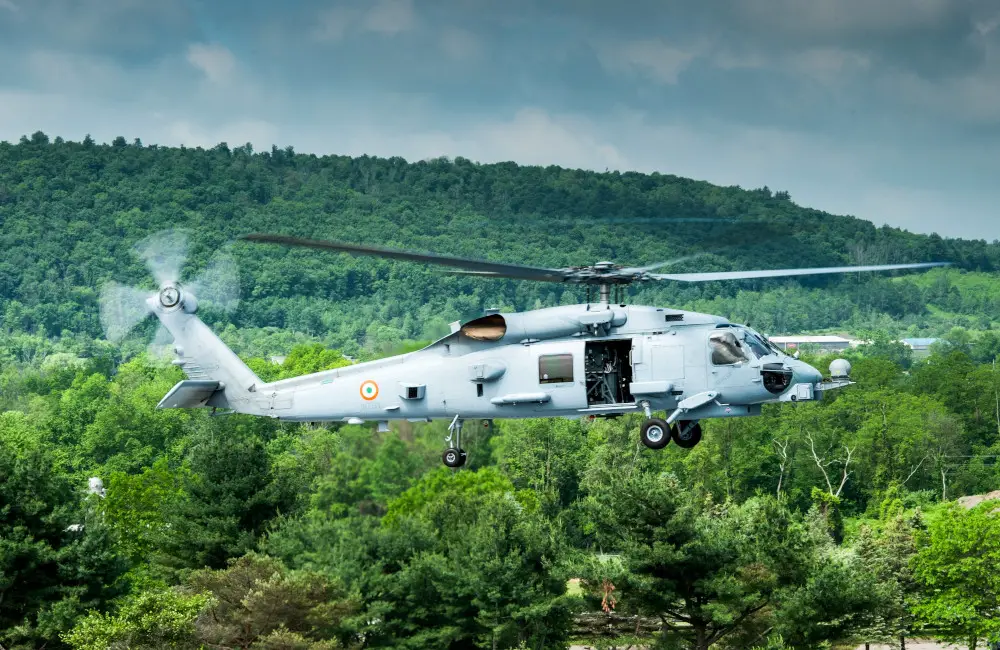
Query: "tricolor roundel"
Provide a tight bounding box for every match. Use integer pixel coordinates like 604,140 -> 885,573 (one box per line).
360,380 -> 379,401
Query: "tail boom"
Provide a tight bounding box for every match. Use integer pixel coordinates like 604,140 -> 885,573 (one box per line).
153,306 -> 264,415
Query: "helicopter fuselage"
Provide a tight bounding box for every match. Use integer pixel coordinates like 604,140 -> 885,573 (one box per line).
162,303 -> 844,429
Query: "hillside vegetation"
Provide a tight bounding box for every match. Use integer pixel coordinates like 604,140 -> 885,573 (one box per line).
4,133 -> 1000,650
2,132 -> 1000,357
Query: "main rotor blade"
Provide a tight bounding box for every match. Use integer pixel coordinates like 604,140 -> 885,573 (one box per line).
599,217 -> 756,225
650,261 -> 950,283
438,269 -> 573,284
619,253 -> 712,274
241,234 -> 568,282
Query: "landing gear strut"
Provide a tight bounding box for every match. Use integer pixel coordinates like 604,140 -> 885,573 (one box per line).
639,399 -> 702,450
443,415 -> 467,468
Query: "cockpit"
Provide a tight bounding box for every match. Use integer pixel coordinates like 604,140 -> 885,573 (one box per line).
710,325 -> 782,365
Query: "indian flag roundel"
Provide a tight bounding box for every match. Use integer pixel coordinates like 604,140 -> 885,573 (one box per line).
360,380 -> 379,401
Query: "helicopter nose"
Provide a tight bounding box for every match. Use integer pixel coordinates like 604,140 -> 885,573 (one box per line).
790,360 -> 823,385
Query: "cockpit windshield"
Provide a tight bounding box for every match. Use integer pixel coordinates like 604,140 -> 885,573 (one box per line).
710,326 -> 782,364
742,327 -> 780,358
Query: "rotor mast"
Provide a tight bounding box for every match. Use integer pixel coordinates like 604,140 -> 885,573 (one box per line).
598,283 -> 611,307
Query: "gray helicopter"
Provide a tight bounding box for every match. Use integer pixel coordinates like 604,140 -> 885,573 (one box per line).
100,230 -> 948,468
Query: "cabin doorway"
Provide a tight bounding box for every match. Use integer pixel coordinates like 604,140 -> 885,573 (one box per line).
585,340 -> 634,405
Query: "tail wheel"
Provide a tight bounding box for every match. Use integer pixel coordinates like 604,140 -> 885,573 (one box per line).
671,421 -> 702,449
442,448 -> 467,468
640,418 -> 671,450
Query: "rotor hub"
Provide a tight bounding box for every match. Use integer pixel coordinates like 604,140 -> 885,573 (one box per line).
159,285 -> 181,309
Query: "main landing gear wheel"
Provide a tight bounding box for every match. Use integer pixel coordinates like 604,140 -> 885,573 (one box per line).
442,416 -> 468,467
442,448 -> 467,468
640,418 -> 671,450
671,421 -> 702,449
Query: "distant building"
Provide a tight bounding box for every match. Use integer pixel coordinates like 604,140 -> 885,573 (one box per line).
270,355 -> 287,365
900,338 -> 939,358
768,335 -> 856,352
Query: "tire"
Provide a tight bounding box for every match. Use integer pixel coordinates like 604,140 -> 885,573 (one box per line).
442,447 -> 467,468
671,421 -> 702,449
640,418 -> 671,450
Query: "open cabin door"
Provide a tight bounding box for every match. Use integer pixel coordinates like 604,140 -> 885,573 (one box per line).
584,339 -> 634,406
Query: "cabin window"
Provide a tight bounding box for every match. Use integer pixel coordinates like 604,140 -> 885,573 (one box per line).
710,331 -> 749,365
539,354 -> 574,384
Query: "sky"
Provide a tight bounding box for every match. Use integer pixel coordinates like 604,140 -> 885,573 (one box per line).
1,0 -> 999,241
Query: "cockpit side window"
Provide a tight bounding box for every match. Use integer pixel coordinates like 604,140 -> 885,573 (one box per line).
710,331 -> 749,365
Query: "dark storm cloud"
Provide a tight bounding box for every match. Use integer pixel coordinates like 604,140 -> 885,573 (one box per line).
0,0 -> 998,238
0,0 -> 200,62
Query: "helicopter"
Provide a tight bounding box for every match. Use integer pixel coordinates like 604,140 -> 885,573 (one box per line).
99,230 -> 948,468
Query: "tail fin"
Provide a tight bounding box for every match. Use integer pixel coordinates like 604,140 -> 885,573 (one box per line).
153,308 -> 263,413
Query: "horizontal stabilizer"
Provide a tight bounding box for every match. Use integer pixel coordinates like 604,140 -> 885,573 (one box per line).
157,380 -> 223,409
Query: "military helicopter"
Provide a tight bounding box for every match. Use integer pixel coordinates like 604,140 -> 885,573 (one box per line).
100,230 -> 948,467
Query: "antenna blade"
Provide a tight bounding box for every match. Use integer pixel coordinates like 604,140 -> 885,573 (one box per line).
650,261 -> 951,283
242,234 -> 567,281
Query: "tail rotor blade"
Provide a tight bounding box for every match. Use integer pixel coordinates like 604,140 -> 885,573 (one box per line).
188,248 -> 241,313
146,323 -> 175,367
99,281 -> 152,343
135,229 -> 189,287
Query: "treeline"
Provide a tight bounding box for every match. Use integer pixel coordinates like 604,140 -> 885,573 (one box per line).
3,335 -> 1000,648
2,133 -> 1000,352
6,133 -> 1000,648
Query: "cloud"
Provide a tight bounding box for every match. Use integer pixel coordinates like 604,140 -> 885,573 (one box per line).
0,0 -> 196,61
362,0 -> 416,35
439,27 -> 482,60
789,47 -> 871,83
728,0 -> 958,37
884,66 -> 1000,124
312,0 -> 416,41
186,43 -> 236,84
165,118 -> 279,149
313,6 -> 357,42
597,39 -> 698,84
3,0 -> 1000,242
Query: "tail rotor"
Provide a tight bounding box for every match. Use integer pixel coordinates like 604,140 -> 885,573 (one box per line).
98,229 -> 241,359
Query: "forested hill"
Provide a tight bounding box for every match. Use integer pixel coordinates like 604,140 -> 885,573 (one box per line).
2,132 -> 998,355
9,132 -> 1000,649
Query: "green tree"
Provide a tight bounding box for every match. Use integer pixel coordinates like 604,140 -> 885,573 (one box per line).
849,506 -> 923,648
491,418 -> 590,514
581,470 -> 853,650
0,412 -> 126,648
187,553 -> 359,648
62,589 -> 209,650
911,501 -> 1000,649
156,421 -> 297,574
